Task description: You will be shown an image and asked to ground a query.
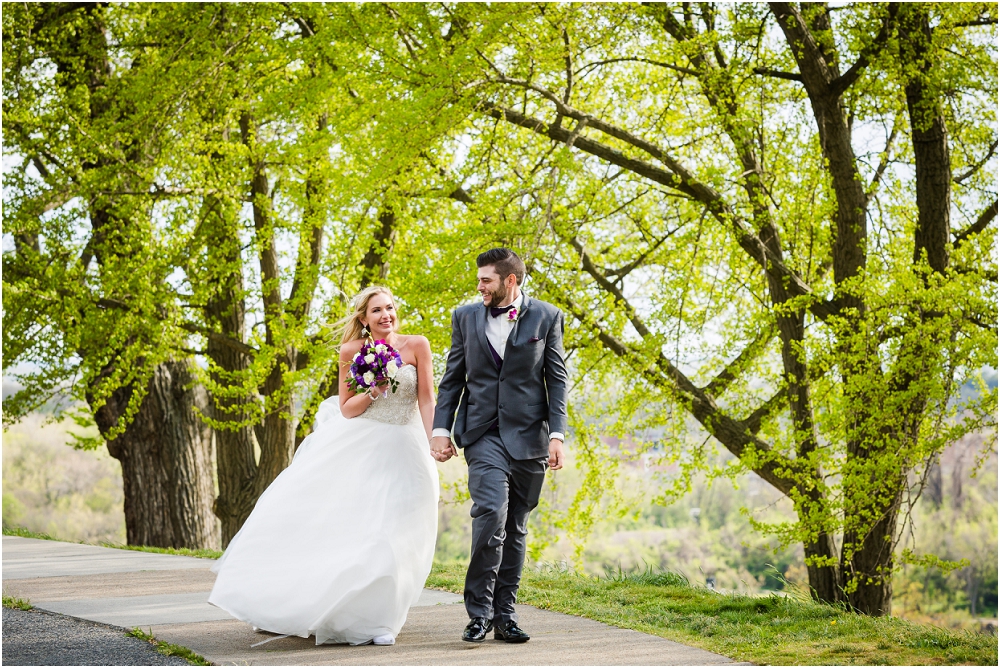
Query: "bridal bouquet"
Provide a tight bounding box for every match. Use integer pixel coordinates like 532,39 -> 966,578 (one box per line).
347,339 -> 405,396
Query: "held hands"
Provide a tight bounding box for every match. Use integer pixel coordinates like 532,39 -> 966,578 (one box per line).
548,438 -> 564,470
430,435 -> 456,462
430,435 -> 562,467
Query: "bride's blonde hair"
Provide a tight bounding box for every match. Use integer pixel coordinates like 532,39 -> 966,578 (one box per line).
337,286 -> 399,345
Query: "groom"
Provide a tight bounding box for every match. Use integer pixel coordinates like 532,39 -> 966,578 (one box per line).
431,247 -> 568,644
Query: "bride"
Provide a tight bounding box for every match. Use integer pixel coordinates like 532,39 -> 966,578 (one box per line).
208,286 -> 440,646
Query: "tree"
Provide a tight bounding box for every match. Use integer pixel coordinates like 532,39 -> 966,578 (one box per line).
2,2 -> 219,549
351,2 -> 997,614
3,2 -> 481,548
166,2 -> 478,544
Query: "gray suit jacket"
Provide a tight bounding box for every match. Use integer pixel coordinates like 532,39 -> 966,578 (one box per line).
433,295 -> 569,460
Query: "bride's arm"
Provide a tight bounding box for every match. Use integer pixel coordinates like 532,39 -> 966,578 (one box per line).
413,336 -> 435,440
339,342 -> 377,418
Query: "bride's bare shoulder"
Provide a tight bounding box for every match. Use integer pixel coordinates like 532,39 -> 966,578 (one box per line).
400,334 -> 430,351
340,339 -> 365,358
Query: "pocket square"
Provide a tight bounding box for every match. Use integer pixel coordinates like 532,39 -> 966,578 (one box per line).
528,337 -> 542,343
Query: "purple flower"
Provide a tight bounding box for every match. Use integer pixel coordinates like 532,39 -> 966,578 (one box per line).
348,338 -> 406,393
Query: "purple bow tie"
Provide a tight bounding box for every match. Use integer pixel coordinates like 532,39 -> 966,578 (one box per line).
490,304 -> 515,318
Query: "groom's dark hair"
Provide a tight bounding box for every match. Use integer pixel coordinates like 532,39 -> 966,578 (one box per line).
478,248 -> 526,285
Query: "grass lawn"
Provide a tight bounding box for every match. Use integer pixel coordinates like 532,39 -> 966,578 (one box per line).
428,562 -> 998,666
2,526 -> 223,559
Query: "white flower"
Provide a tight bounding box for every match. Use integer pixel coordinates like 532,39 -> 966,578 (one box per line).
375,344 -> 387,353
363,371 -> 375,386
386,360 -> 398,378
364,353 -> 376,364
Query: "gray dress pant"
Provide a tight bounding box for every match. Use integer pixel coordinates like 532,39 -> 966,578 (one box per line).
463,430 -> 548,625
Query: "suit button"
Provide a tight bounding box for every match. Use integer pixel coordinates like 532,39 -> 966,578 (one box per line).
500,376 -> 505,381
499,404 -> 504,409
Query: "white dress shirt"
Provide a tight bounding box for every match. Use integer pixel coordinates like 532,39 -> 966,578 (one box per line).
485,293 -> 523,361
433,293 -> 564,443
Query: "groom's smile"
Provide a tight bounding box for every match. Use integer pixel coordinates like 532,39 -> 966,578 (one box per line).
477,266 -> 515,308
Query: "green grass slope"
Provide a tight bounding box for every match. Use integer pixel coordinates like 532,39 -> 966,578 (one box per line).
428,563 -> 997,666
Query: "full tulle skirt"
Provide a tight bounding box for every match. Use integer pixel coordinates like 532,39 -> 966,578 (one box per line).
208,398 -> 439,645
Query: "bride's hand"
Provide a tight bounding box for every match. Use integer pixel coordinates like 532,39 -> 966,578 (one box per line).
366,382 -> 388,400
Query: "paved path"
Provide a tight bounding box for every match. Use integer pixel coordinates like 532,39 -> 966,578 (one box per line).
2,536 -> 742,665
2,607 -> 188,666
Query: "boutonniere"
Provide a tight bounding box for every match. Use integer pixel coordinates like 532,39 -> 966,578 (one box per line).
507,307 -> 519,322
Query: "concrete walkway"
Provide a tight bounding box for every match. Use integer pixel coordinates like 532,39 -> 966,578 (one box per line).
2,536 -> 742,665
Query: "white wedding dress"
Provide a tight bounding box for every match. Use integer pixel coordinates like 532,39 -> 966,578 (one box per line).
208,365 -> 439,645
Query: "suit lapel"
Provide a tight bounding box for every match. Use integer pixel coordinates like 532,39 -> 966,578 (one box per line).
475,302 -> 493,363
504,295 -> 531,358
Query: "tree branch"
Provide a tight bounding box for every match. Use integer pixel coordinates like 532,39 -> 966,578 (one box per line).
953,18 -> 998,27
536,269 -> 799,497
703,326 -> 777,397
828,4 -> 899,98
768,3 -> 837,90
867,119 -> 900,202
482,102 -> 837,321
606,227 -> 681,281
743,389 -> 787,435
752,66 -> 803,82
953,199 -> 998,248
180,322 -> 258,356
288,116 -> 329,324
577,57 -> 700,79
561,27 -> 573,104
953,140 -> 997,184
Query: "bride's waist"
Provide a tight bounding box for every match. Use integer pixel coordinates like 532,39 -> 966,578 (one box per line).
358,400 -> 419,426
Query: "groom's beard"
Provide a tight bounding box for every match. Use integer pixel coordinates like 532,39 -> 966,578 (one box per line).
483,283 -> 508,306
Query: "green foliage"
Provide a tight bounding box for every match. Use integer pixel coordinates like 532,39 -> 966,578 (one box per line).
380,1 -> 996,606
126,627 -> 211,666
65,408 -> 104,451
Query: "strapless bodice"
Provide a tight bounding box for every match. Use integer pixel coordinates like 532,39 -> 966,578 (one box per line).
359,364 -> 418,425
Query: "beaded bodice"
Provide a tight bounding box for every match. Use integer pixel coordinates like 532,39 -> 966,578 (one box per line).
359,364 -> 419,425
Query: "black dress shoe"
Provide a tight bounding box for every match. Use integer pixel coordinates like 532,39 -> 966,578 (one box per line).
494,620 -> 530,643
462,617 -> 493,643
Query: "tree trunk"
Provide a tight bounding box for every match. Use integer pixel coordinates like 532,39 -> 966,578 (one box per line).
360,206 -> 397,288
241,112 -> 298,504
659,9 -> 843,605
843,497 -> 900,615
900,6 -> 950,274
965,568 -> 979,617
802,529 -> 843,604
94,360 -> 219,549
926,459 -> 944,508
201,195 -> 259,547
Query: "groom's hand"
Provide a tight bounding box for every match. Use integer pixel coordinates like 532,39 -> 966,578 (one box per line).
430,436 -> 455,462
548,438 -> 564,470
